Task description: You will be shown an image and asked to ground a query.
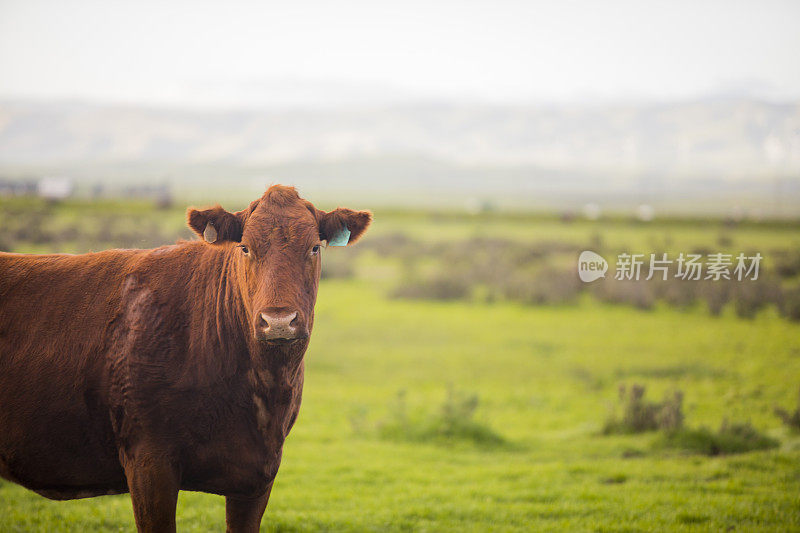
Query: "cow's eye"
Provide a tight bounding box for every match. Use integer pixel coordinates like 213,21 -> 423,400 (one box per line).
311,244 -> 321,255
239,245 -> 250,256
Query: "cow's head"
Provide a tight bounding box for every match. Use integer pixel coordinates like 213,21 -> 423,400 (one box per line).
187,185 -> 371,344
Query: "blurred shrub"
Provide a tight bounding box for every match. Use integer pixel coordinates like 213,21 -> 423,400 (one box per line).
731,277 -> 782,319
361,232 -> 415,257
774,386 -> 800,432
657,420 -> 778,456
603,384 -> 684,434
502,266 -> 581,305
4,198 -> 798,324
321,252 -> 356,279
391,271 -> 472,301
12,211 -> 49,243
773,249 -> 800,279
716,233 -> 733,247
592,280 -> 655,310
0,200 -> 188,252
605,386 -> 779,455
654,278 -> 698,309
779,287 -> 800,322
699,281 -> 732,316
377,387 -> 506,448
384,236 -> 795,321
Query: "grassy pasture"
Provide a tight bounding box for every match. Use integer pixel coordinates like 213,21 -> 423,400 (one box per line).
1,197 -> 799,531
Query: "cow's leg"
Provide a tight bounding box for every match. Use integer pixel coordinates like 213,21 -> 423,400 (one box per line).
123,453 -> 180,533
225,483 -> 272,533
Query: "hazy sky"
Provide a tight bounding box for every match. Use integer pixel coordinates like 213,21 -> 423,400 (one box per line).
1,0 -> 799,107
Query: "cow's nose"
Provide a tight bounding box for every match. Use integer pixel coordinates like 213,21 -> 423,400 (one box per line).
257,308 -> 303,341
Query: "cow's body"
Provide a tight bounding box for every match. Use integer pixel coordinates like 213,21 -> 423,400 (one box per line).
0,185 -> 371,532
0,243 -> 302,499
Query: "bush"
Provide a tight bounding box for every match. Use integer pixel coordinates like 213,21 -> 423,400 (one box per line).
592,280 -> 656,311
773,249 -> 800,279
657,421 -> 779,456
321,253 -> 356,279
700,281 -> 731,316
377,387 -> 507,448
502,266 -> 581,305
654,277 -> 698,309
779,286 -> 800,322
774,386 -> 800,432
603,385 -> 684,434
391,272 -> 471,301
351,230 -> 800,323
716,233 -> 733,247
361,232 -> 415,257
731,278 -> 781,319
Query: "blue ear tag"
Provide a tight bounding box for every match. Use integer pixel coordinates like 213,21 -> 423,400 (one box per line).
328,226 -> 350,247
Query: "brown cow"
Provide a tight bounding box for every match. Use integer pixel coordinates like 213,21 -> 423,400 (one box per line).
0,185 -> 371,532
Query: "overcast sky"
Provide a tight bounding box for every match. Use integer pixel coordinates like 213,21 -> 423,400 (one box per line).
1,0 -> 799,108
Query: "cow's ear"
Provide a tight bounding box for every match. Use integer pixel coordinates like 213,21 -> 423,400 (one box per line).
186,205 -> 244,244
318,208 -> 372,246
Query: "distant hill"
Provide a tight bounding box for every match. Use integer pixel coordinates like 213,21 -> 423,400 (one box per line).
0,99 -> 798,214
1,98 -> 799,175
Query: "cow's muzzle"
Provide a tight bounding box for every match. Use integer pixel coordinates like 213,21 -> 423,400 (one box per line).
255,307 -> 308,342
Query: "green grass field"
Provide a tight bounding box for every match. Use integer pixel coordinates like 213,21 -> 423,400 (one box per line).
1,198 -> 800,531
